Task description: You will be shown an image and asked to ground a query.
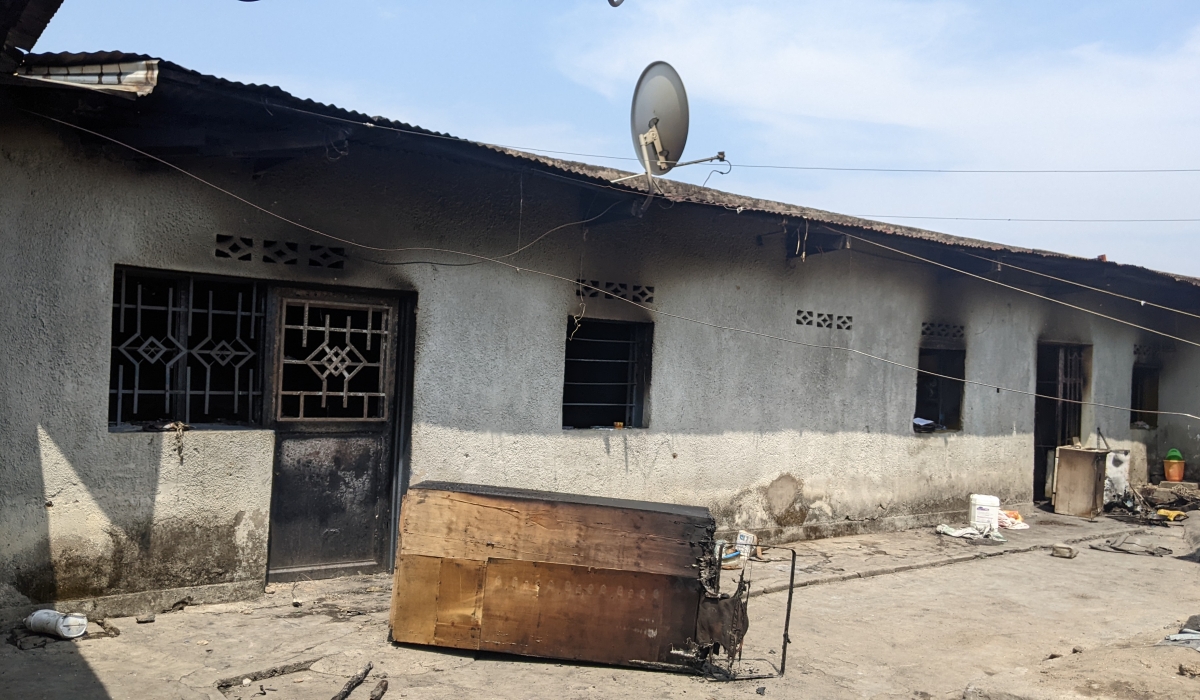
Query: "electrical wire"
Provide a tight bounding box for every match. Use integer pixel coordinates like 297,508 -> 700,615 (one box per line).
26,110 -> 1200,422
497,199 -> 620,260
36,106 -> 1200,327
269,103 -> 1200,174
956,251 -> 1200,323
822,224 -> 1200,349
858,214 -> 1200,223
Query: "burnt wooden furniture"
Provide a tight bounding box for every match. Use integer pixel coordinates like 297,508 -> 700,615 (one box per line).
389,482 -> 717,666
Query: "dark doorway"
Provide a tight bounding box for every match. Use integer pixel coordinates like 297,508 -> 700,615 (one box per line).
266,288 -> 414,582
1033,343 -> 1086,500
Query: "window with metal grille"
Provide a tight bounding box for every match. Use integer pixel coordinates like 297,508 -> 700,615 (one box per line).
276,300 -> 393,421
1130,364 -> 1159,428
914,348 -> 965,431
109,269 -> 265,426
562,319 -> 652,429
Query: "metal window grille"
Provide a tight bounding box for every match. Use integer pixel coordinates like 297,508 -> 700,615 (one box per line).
562,319 -> 652,429
109,269 -> 265,425
276,300 -> 392,421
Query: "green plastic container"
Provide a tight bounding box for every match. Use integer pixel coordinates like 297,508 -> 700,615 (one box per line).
1166,448 -> 1184,461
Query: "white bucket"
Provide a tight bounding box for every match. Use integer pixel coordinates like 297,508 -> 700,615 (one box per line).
969,494 -> 1000,532
25,609 -> 88,639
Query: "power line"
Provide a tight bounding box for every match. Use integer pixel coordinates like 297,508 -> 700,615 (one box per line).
270,103 -> 1200,175
822,224 -> 1200,350
40,106 -> 1200,330
860,214 -> 1200,223
956,250 -> 1200,323
28,109 -> 1200,424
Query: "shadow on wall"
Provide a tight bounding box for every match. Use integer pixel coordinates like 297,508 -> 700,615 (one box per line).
7,424 -> 263,605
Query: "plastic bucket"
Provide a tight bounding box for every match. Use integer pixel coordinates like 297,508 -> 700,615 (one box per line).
25,609 -> 88,639
1164,460 -> 1186,483
970,494 -> 1000,531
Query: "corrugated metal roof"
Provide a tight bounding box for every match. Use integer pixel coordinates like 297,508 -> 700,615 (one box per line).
1,0 -> 63,65
16,50 -> 1200,290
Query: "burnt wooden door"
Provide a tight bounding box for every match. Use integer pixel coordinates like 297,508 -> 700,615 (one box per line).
266,289 -> 407,582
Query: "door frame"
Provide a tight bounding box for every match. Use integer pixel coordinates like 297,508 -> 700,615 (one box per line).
261,283 -> 416,580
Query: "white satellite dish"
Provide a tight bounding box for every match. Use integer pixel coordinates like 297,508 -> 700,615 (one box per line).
615,61 -> 724,189
630,61 -> 689,176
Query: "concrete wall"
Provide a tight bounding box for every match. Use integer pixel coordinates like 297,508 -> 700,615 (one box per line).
2,109 -> 1196,605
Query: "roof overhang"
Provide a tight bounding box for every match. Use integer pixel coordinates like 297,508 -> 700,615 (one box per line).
14,58 -> 158,96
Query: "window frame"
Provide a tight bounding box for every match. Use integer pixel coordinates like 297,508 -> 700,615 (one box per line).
109,267 -> 267,429
1130,363 -> 1160,429
561,318 -> 652,430
913,346 -> 966,432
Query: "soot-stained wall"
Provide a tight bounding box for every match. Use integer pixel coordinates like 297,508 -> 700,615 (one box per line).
2,108 -> 1194,607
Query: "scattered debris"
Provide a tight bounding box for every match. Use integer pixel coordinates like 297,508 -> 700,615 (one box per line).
998,510 -> 1029,530
264,585 -> 276,595
1072,646 -> 1084,654
1158,620 -> 1200,652
936,524 -> 1005,542
24,610 -> 88,639
1157,509 -> 1189,522
1089,533 -> 1172,557
136,614 -> 156,624
1050,544 -> 1078,559
1181,663 -> 1200,678
368,679 -> 389,700
214,659 -> 322,692
755,687 -> 767,695
1047,653 -> 1063,660
331,661 -> 373,700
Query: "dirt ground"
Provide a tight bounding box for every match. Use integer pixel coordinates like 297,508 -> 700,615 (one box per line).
3,516 -> 1199,700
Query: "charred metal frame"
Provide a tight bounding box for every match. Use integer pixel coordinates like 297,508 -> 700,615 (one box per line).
109,268 -> 265,426
275,298 -> 394,422
633,544 -> 797,680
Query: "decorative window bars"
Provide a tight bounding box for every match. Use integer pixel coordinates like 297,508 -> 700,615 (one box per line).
110,269 -> 265,425
276,300 -> 393,421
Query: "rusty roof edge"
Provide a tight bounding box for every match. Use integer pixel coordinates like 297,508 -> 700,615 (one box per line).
17,51 -> 1200,291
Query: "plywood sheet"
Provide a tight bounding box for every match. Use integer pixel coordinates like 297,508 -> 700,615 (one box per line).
389,554 -> 440,645
433,558 -> 485,648
1053,448 -> 1105,518
478,559 -> 701,665
398,489 -> 711,577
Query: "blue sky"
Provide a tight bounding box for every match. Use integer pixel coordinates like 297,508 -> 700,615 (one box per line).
35,1 -> 1200,275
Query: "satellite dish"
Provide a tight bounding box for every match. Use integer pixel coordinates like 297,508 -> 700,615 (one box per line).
630,61 -> 689,176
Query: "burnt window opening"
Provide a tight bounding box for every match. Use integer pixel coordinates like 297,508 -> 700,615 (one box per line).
1130,365 -> 1160,428
914,348 -> 965,432
562,319 -> 652,429
110,269 -> 265,427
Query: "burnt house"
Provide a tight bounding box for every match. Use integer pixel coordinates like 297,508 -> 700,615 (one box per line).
2,44 -> 1200,616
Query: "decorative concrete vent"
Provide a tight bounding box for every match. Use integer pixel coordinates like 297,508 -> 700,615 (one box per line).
921,322 -> 964,339
575,280 -> 654,304
797,310 -> 852,331
1135,342 -> 1175,357
215,235 -> 346,269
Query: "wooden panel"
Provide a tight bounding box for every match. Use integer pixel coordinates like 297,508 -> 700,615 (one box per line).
398,489 -> 711,577
433,558 -> 485,648
1053,448 -> 1105,518
389,554 -> 441,645
478,559 -> 701,665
